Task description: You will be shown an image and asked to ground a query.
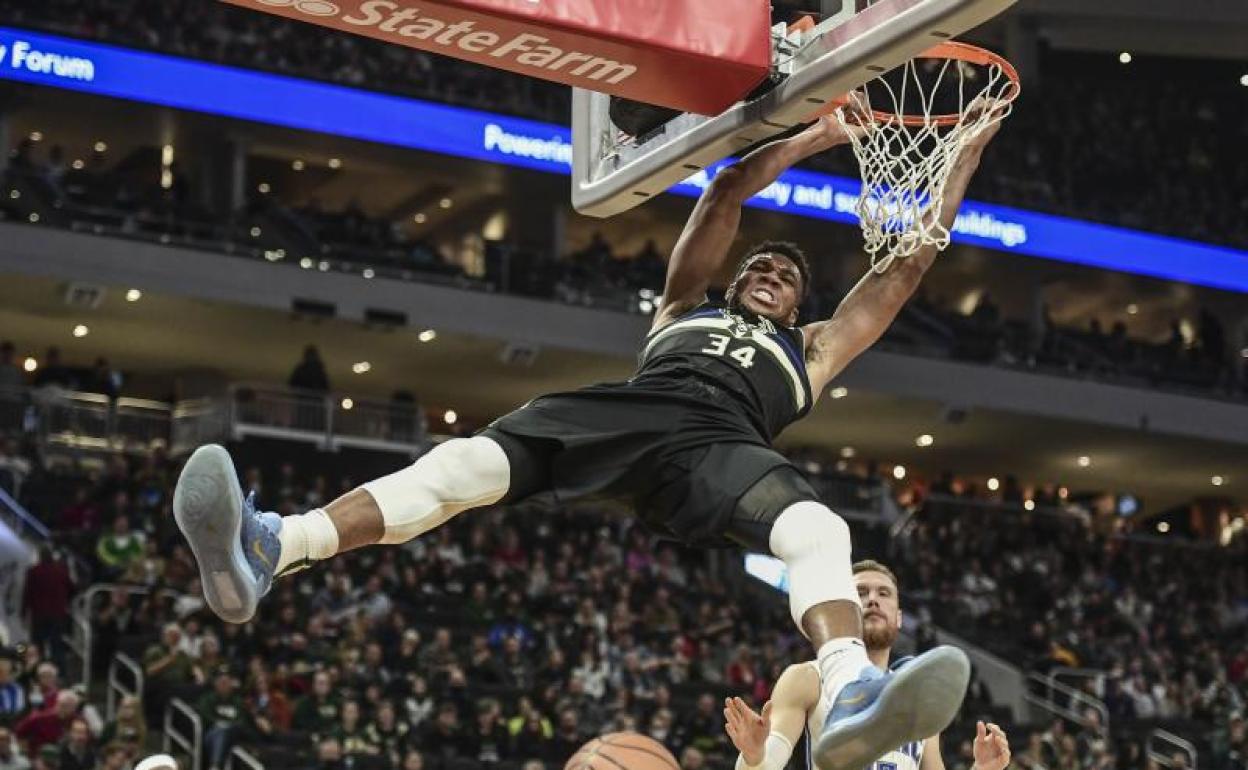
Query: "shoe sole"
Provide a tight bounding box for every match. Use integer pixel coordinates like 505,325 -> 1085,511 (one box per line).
173,444 -> 256,624
813,645 -> 971,770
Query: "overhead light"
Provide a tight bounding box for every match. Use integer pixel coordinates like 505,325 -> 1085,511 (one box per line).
439,198 -> 453,209
341,398 -> 354,410
292,159 -> 306,171
1118,52 -> 1132,64
257,183 -> 271,194
830,386 -> 848,400
1024,499 -> 1036,511
299,257 -> 313,269
29,131 -> 43,142
1240,347 -> 1248,359
1157,521 -> 1170,533
418,329 -> 437,343
414,213 -> 427,224
250,226 -> 262,237
71,159 -> 85,171
1077,455 -> 1091,468
362,268 -> 375,279
161,144 -> 175,165
72,324 -> 89,338
915,434 -> 934,448
28,213 -> 39,223
638,299 -> 654,314
987,477 -> 1000,491
1126,304 -> 1139,315
444,409 -> 458,425
892,465 -> 906,480
8,190 -> 18,200
23,357 -> 37,372
1212,475 -> 1226,487
328,158 -> 342,169
352,361 -> 372,374
94,141 -> 108,153
840,446 -> 855,459
125,289 -> 142,302
318,260 -> 330,271
1240,74 -> 1248,87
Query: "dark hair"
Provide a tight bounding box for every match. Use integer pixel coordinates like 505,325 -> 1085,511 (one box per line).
737,241 -> 812,299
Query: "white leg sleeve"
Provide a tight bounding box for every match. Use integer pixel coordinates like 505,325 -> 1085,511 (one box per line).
735,733 -> 796,770
768,500 -> 861,630
361,435 -> 511,545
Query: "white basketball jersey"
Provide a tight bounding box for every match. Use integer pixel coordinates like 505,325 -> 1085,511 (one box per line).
801,661 -> 925,770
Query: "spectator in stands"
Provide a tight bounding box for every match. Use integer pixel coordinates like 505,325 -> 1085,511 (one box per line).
14,689 -> 79,755
0,659 -> 25,720
96,515 -> 146,579
0,342 -> 21,392
98,695 -> 145,761
0,440 -> 31,500
141,623 -> 193,724
198,666 -> 249,770
289,345 -> 330,394
417,702 -> 467,764
30,349 -> 70,391
21,552 -> 72,669
55,717 -> 94,770
306,737 -> 345,770
363,700 -> 408,767
0,725 -> 28,770
468,698 -> 509,765
329,700 -> 375,759
291,671 -> 339,740
402,750 -> 425,770
680,747 -> 706,770
97,744 -> 129,770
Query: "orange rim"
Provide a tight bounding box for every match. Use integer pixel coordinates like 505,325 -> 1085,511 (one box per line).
830,41 -> 1021,128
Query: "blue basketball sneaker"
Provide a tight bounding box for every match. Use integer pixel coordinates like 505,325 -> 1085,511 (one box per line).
813,645 -> 970,770
173,444 -> 281,624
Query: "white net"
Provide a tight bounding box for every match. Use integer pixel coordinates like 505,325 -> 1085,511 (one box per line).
836,47 -> 1017,273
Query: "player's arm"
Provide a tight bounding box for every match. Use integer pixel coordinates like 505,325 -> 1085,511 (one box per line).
724,663 -> 820,770
920,735 -> 947,770
653,118 -> 859,332
801,108 -> 1004,395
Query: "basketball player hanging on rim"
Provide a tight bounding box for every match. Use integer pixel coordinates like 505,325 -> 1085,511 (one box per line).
174,104 -> 1004,770
724,560 -> 1013,770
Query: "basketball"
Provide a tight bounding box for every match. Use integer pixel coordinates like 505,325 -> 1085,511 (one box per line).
564,733 -> 680,770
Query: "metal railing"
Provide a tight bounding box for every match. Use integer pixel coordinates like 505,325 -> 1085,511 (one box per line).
1050,666 -> 1108,699
1025,671 -> 1110,736
107,652 -> 143,721
171,398 -> 230,456
227,746 -> 265,770
1147,728 -> 1198,769
69,583 -> 186,693
40,390 -> 171,452
228,383 -> 428,455
163,697 -> 202,770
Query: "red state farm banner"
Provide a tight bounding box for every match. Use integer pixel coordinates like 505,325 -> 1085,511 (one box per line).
220,0 -> 772,115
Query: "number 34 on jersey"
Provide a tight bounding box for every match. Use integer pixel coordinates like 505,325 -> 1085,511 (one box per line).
701,333 -> 757,368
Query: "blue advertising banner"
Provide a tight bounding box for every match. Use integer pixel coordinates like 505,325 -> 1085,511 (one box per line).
3,26 -> 1247,293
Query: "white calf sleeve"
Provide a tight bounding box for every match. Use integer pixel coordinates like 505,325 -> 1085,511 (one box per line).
362,435 -> 511,545
768,500 -> 861,632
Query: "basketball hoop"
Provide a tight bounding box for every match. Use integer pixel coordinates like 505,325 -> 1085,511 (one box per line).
833,41 -> 1020,272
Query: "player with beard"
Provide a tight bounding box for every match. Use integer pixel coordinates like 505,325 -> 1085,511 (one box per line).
174,108 -> 1006,770
724,560 -> 1013,770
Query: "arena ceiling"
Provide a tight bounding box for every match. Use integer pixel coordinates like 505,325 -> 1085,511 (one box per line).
1,272 -> 1243,516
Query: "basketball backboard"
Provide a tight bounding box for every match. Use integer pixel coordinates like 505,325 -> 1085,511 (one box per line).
571,0 -> 1016,218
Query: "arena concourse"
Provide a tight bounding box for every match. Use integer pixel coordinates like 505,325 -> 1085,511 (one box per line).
0,2 -> 1245,770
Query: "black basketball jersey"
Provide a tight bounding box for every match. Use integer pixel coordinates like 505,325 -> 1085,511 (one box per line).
635,302 -> 813,440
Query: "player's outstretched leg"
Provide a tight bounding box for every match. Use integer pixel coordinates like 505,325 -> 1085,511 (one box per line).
174,436 -> 511,623
766,500 -> 969,770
